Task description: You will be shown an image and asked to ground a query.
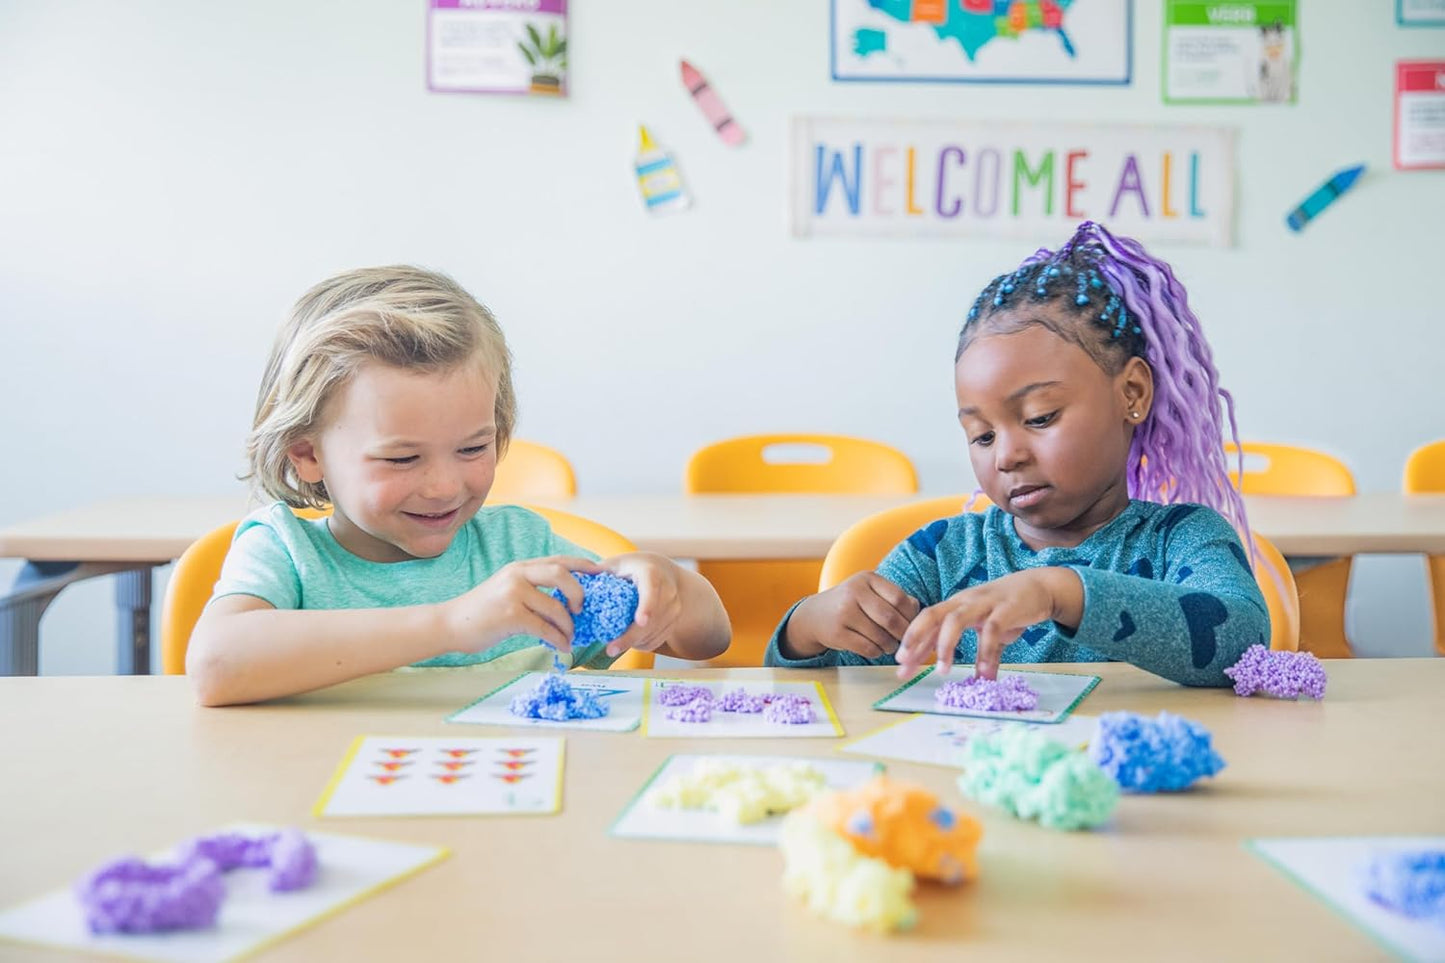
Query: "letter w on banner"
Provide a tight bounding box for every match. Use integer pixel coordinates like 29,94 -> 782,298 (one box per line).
790,117 -> 1235,247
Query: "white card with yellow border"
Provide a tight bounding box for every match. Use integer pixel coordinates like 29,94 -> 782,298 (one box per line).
0,823 -> 447,963
313,735 -> 563,817
641,679 -> 843,738
841,712 -> 1100,768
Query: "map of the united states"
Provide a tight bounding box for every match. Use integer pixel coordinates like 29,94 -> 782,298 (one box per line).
858,0 -> 1077,62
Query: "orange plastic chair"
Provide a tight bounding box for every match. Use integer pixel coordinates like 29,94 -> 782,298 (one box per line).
160,521 -> 241,674
159,503 -> 652,674
684,434 -> 919,667
819,498 -> 1299,653
491,439 -> 577,501
1225,442 -> 1355,658
818,494 -> 992,591
1250,530 -> 1301,653
1404,440 -> 1445,657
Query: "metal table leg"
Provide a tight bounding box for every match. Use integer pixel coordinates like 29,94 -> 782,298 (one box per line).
115,568 -> 153,675
1,562 -> 156,676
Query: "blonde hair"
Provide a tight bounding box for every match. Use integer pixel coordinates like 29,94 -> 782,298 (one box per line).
245,266 -> 516,509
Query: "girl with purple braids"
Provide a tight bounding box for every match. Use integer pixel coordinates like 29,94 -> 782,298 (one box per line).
766,222 -> 1268,687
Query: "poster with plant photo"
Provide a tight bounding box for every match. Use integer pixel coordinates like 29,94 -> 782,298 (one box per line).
427,0 -> 568,97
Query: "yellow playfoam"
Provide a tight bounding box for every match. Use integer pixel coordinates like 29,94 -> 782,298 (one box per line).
780,810 -> 917,934
779,776 -> 982,933
645,760 -> 827,824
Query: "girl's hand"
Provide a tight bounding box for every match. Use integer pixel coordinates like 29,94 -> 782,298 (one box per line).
599,553 -> 683,658
782,572 -> 921,661
894,568 -> 1082,680
444,555 -> 604,653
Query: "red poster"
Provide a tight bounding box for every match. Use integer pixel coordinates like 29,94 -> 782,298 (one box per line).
1395,60 -> 1445,170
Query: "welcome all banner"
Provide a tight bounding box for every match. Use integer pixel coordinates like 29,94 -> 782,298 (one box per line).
791,117 -> 1235,247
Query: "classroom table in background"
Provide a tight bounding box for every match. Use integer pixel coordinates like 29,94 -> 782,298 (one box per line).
3,492 -> 1445,675
0,660 -> 1440,962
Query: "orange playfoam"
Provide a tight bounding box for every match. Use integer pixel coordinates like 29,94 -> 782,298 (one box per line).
807,776 -> 982,884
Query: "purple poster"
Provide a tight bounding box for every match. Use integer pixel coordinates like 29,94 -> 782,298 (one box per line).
427,0 -> 568,96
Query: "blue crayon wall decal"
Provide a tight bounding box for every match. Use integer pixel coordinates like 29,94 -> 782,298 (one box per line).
1286,164 -> 1365,232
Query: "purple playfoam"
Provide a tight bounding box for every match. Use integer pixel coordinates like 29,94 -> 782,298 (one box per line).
75,828 -> 319,933
266,828 -> 319,892
762,694 -> 815,725
657,684 -> 711,707
1223,644 -> 1327,700
935,675 -> 1040,712
76,857 -> 225,934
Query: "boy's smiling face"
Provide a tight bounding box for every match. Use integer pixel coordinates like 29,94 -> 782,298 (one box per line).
955,322 -> 1152,550
287,359 -> 499,562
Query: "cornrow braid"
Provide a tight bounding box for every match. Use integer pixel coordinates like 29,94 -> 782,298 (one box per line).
957,221 -> 1249,537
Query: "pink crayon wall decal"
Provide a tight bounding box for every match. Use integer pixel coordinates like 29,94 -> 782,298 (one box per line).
680,59 -> 745,147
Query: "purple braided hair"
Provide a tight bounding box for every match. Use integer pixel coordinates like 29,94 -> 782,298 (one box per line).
958,221 -> 1249,539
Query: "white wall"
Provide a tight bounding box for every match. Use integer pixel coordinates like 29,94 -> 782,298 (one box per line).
2,2 -> 1442,673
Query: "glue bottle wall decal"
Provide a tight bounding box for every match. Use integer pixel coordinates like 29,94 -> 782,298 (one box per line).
634,125 -> 690,214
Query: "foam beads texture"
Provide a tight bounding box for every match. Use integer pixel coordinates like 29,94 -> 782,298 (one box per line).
778,777 -> 981,934
646,760 -> 827,824
1088,711 -> 1225,793
508,673 -> 608,721
957,728 -> 1120,830
1223,644 -> 1327,700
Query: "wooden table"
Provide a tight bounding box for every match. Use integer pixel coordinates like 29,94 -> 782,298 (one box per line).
1,661 -> 1439,962
4,492 -> 1445,675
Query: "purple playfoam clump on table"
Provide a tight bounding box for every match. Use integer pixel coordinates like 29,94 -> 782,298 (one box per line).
509,673 -> 609,721
666,696 -> 715,723
762,693 -> 816,725
935,676 -> 1040,712
656,685 -> 814,724
76,857 -> 225,934
75,828 -> 319,934
657,684 -> 710,707
178,832 -> 273,871
715,687 -> 768,713
1223,644 -> 1327,700
1363,849 -> 1445,922
267,828 -> 319,892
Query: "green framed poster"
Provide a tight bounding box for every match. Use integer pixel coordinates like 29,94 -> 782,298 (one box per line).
1163,1 -> 1298,104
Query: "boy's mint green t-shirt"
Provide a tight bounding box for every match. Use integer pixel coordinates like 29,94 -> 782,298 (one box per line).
209,503 -> 615,671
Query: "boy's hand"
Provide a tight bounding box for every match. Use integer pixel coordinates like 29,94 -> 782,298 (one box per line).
894,568 -> 1082,680
599,553 -> 683,658
445,555 -> 604,653
781,572 -> 920,661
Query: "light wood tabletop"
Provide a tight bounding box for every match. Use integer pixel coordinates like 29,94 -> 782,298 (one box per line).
5,492 -> 1445,677
2,660 -> 1440,962
4,491 -> 1445,562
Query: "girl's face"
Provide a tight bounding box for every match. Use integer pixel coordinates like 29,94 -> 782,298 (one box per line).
955,323 -> 1151,549
288,359 -> 499,562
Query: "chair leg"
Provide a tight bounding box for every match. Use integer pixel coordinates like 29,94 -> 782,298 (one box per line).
1294,558 -> 1353,659
1427,555 -> 1445,658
